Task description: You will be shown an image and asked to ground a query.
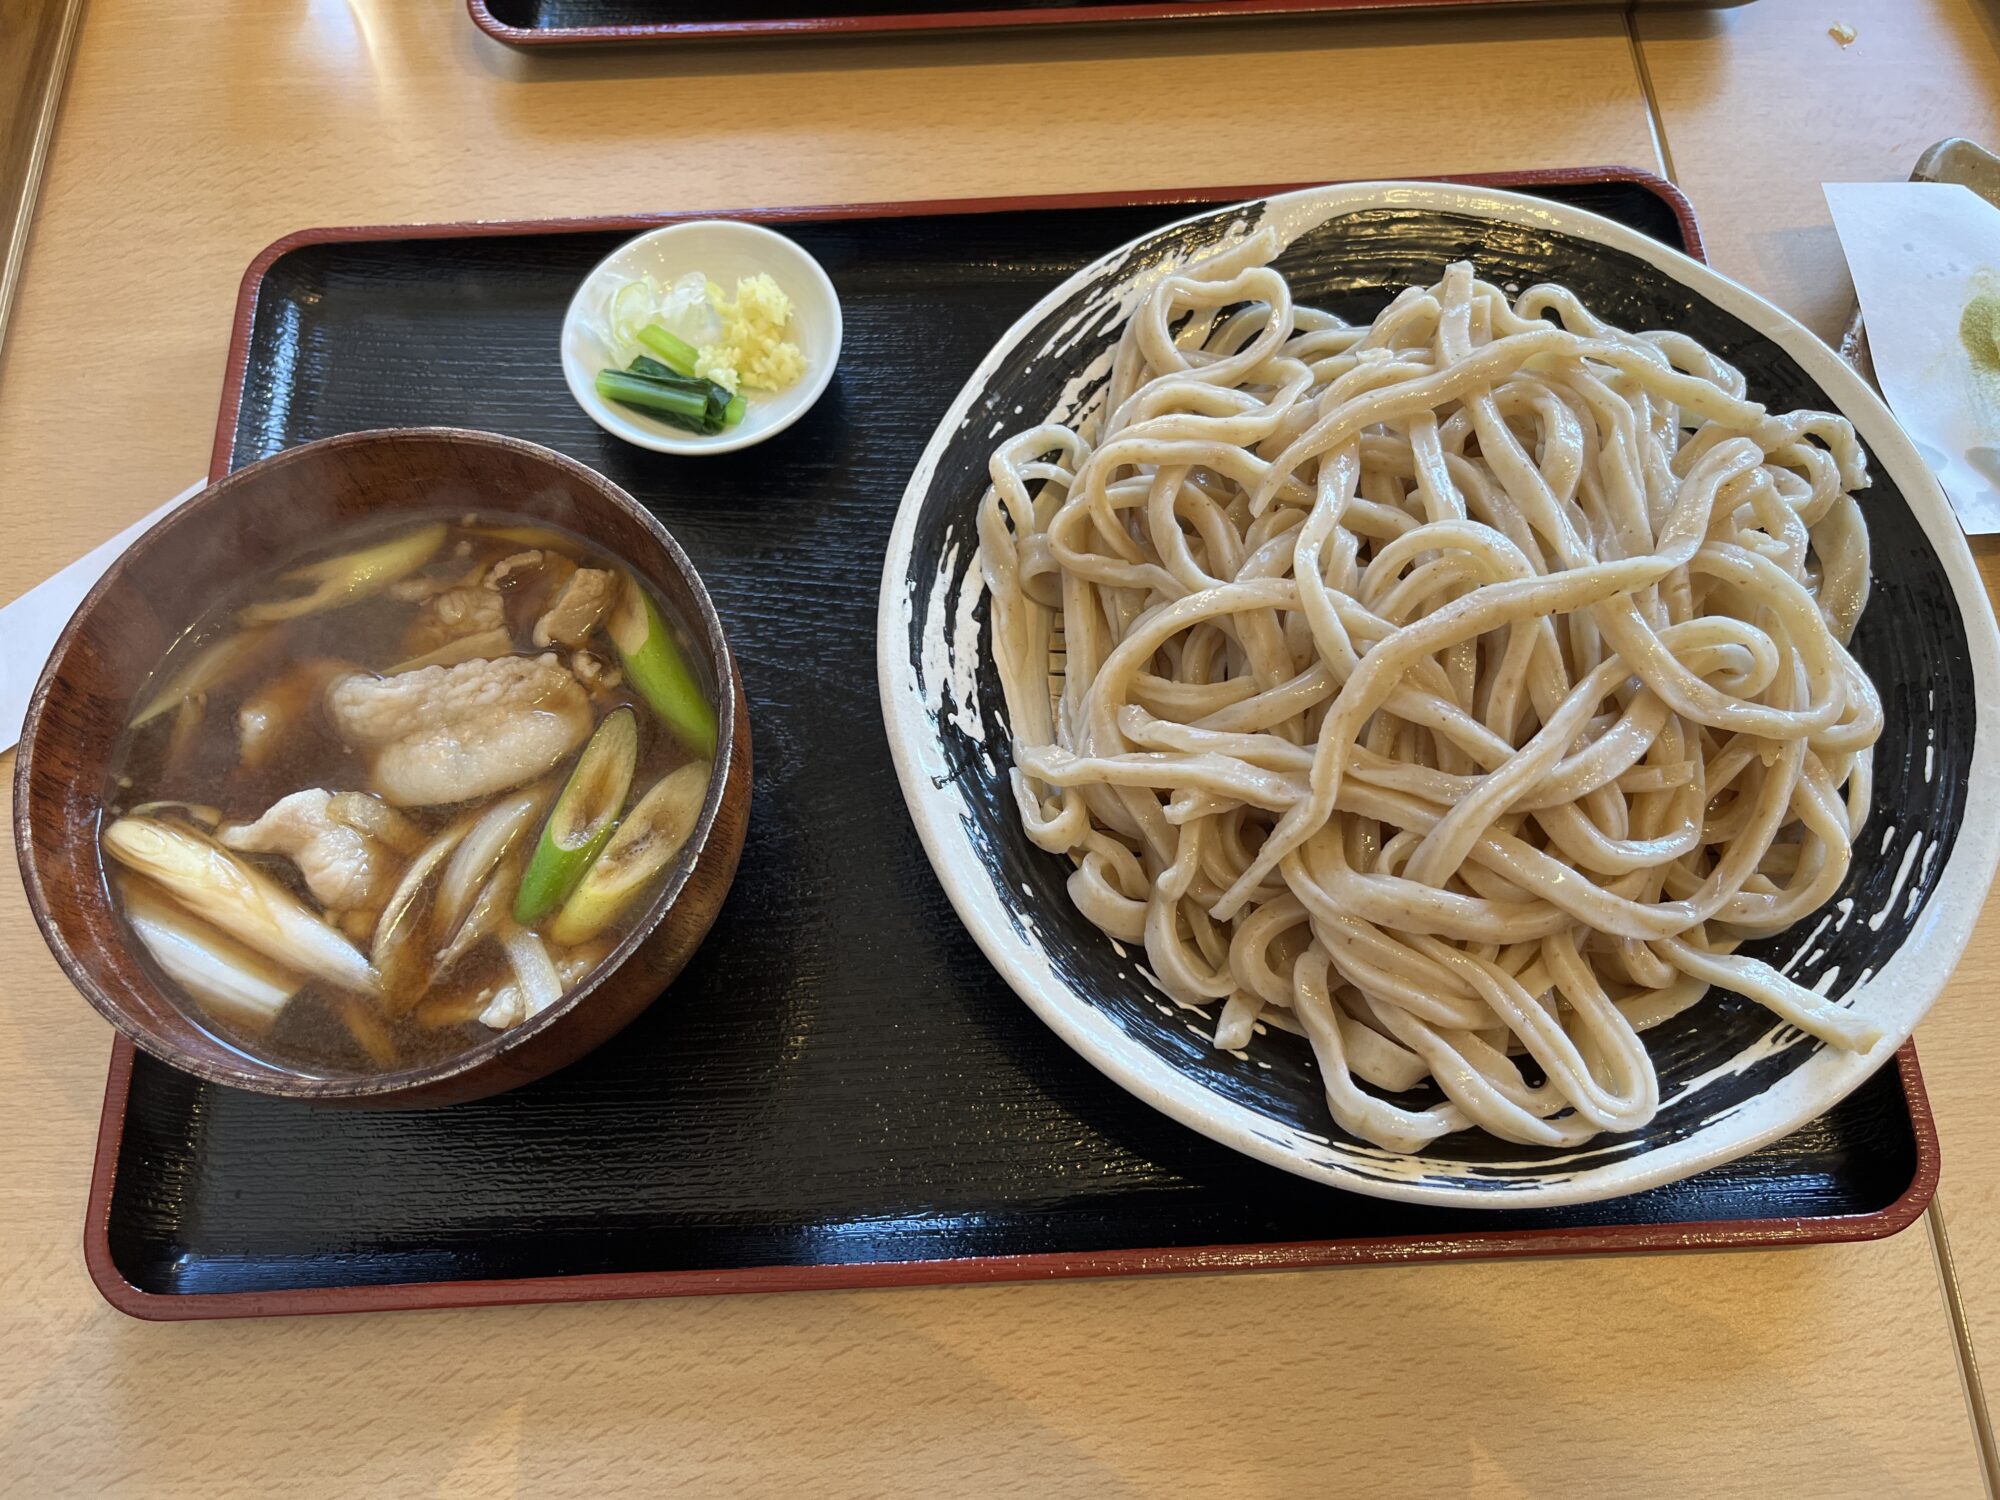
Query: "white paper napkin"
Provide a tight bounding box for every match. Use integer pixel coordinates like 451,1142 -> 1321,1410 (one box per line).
1825,181 -> 2000,533
0,480 -> 206,753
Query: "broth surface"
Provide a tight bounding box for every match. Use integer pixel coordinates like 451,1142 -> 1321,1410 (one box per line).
101,512 -> 716,1079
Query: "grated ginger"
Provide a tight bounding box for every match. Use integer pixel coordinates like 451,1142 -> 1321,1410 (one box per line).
691,273 -> 807,395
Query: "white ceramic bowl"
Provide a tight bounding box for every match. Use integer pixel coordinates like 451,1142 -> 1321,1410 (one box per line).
562,219 -> 842,457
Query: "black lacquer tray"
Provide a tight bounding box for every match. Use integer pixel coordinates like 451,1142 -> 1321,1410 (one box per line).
467,0 -> 1746,48
86,169 -> 1937,1319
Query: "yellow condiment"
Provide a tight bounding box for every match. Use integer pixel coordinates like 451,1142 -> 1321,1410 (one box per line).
691,274 -> 808,396
1963,285 -> 2000,409
1963,291 -> 2000,376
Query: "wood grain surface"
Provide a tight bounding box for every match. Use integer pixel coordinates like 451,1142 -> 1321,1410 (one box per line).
1,1241 -> 1987,1497
1639,0 -> 2000,1449
0,0 -> 1656,607
1,0 -> 1996,1494
1903,554 -> 2000,1452
0,0 -> 84,350
464,0 -> 1716,46
1636,0 -> 2000,342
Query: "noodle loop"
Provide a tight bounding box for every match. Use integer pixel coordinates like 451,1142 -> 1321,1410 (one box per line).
978,232 -> 1884,1151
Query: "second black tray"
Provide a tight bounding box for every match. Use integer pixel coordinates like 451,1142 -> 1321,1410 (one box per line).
88,171 -> 1934,1318
469,0 -> 1739,47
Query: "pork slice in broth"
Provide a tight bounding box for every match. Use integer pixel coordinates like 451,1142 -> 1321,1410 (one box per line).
326,654 -> 591,807
218,788 -> 399,914
533,568 -> 619,649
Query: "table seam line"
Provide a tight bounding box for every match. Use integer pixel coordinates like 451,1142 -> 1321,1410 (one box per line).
1928,1197 -> 2000,1495
1623,1 -> 1678,184
0,0 -> 88,362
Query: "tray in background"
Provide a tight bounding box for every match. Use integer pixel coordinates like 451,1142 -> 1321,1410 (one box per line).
88,168 -> 1936,1319
468,0 -> 1747,47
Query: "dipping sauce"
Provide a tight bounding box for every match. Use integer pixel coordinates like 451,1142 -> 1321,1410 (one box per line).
100,513 -> 716,1078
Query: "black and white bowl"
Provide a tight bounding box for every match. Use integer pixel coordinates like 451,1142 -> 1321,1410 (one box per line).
877,181 -> 2000,1207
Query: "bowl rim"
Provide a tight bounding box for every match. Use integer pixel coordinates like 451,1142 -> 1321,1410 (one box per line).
875,179 -> 2000,1207
560,218 -> 844,457
15,425 -> 743,1100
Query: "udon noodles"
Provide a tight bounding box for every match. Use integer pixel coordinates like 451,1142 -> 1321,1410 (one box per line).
978,227 -> 1884,1152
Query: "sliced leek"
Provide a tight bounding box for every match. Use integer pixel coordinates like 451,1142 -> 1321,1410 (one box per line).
102,817 -> 379,995
129,801 -> 221,826
416,989 -> 496,1029
239,523 -> 446,625
607,574 -> 717,758
371,814 -> 474,1008
436,859 -> 517,972
327,792 -> 427,857
131,627 -> 273,728
472,524 -> 578,551
608,275 -> 658,352
331,992 -> 398,1067
119,876 -> 301,1032
548,761 -> 709,947
512,708 -> 638,925
437,786 -> 549,938
389,627 -> 514,675
165,695 -> 205,774
500,924 -> 566,1020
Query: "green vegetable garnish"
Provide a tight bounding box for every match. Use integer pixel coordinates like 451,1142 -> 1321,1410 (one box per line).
548,763 -> 711,948
594,361 -> 745,435
594,368 -> 712,429
608,573 -> 718,758
513,708 -> 640,926
637,324 -> 701,377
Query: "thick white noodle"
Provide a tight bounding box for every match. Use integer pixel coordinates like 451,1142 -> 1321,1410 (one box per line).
978,230 -> 1884,1152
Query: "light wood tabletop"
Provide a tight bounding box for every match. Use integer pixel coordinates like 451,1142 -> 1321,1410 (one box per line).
1639,0 -> 2000,1458
0,0 -> 84,349
1,1 -> 1997,1494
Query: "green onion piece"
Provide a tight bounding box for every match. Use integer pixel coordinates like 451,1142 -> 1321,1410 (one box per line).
608,278 -> 658,350
723,393 -> 746,428
548,762 -> 711,947
595,369 -> 710,427
608,574 -> 718,758
513,707 -> 640,926
636,324 -> 701,376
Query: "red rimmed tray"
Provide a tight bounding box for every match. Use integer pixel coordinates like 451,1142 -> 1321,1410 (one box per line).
85,167 -> 1936,1320
467,0 -> 1750,47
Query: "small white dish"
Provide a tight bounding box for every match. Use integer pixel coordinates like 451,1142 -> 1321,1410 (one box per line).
563,219 -> 842,457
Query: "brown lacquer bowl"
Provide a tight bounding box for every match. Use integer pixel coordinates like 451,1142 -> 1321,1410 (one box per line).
15,428 -> 750,1106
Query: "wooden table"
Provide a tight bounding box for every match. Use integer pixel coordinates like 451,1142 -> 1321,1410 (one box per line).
1,1 -> 1995,1492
